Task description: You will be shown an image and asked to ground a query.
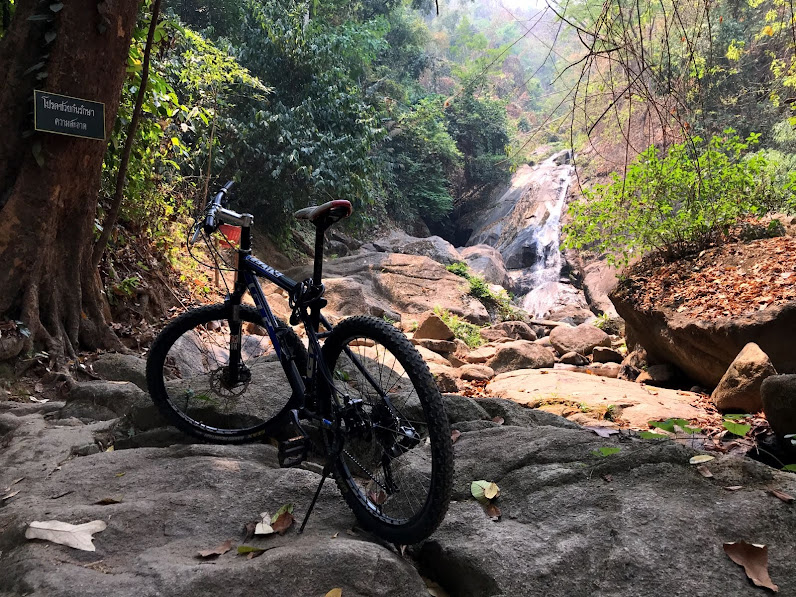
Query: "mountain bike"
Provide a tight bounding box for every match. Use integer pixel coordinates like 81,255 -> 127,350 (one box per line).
145,182 -> 453,544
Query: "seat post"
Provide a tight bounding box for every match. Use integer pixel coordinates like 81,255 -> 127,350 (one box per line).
312,222 -> 326,286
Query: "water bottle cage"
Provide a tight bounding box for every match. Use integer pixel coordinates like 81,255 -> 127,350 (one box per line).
289,279 -> 326,325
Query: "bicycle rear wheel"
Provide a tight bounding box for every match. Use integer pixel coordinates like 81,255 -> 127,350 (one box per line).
321,316 -> 453,544
146,303 -> 308,443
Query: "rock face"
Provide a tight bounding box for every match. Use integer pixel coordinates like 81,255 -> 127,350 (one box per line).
2,386 -> 795,596
458,244 -> 511,288
711,343 -> 777,413
290,252 -> 489,325
485,340 -> 555,374
363,230 -> 462,265
761,374 -> 796,436
612,292 -> 796,388
549,323 -> 610,356
90,353 -> 148,391
480,321 -> 537,342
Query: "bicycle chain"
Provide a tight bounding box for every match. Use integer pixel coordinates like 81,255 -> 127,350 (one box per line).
342,448 -> 390,493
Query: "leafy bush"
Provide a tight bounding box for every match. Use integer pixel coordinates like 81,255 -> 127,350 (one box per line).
564,130 -> 777,265
433,307 -> 483,348
445,261 -> 520,320
445,261 -> 470,277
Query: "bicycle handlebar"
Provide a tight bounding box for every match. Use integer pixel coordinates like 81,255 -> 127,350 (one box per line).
190,181 -> 254,245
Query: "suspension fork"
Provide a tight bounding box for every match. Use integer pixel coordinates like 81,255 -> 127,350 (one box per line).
226,251 -> 248,385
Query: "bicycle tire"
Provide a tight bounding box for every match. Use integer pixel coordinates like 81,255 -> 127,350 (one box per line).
146,303 -> 308,443
321,316 -> 453,544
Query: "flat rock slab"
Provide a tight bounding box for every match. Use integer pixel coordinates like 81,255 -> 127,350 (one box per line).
487,369 -> 702,428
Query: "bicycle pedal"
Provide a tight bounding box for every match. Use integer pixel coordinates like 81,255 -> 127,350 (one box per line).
278,436 -> 308,468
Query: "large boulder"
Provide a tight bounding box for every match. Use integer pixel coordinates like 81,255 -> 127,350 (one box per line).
612,291 -> 796,388
363,230 -> 461,265
290,252 -> 489,325
458,244 -> 511,288
90,353 -> 147,391
548,323 -> 610,356
485,340 -> 555,374
711,343 -> 777,413
480,321 -> 537,343
761,374 -> 796,436
413,312 -> 455,341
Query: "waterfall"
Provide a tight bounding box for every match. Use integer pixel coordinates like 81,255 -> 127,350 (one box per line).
463,149 -> 580,318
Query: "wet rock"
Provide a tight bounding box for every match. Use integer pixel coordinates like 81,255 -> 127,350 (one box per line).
761,374 -> 796,436
485,341 -> 555,374
459,364 -> 495,382
592,346 -> 623,364
712,343 -> 777,413
559,352 -> 588,366
549,323 -> 610,356
90,353 -> 148,391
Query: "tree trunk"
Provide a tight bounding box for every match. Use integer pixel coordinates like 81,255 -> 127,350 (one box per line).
0,0 -> 140,359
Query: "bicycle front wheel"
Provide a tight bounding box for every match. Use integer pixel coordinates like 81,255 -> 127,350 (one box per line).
146,304 -> 308,443
321,316 -> 453,544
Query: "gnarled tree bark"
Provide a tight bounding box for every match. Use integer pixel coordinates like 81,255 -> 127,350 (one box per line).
0,0 -> 140,359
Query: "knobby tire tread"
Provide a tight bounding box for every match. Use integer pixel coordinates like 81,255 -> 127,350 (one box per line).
322,316 -> 454,544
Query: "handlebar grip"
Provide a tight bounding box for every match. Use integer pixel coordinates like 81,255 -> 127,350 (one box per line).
203,181 -> 235,233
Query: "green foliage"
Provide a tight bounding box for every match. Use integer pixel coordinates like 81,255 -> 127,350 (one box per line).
445,261 -> 470,277
722,416 -> 752,437
433,307 -> 483,348
590,446 -> 621,457
564,130 -> 776,265
648,418 -> 702,434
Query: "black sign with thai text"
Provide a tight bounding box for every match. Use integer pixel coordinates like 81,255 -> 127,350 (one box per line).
34,90 -> 105,140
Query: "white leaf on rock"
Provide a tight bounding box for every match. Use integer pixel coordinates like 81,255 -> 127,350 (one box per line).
254,512 -> 274,536
25,520 -> 107,552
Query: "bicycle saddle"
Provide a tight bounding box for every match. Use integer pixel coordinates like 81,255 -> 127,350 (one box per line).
294,200 -> 352,226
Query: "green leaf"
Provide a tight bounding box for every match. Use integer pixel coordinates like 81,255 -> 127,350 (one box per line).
270,503 -> 294,523
237,545 -> 265,555
591,447 -> 621,457
723,420 -> 751,437
724,414 -> 751,420
49,3 -> 64,12
783,464 -> 796,472
649,420 -> 676,433
638,431 -> 665,439
470,480 -> 499,503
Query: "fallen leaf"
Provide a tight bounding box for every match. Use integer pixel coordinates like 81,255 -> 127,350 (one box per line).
471,480 -> 500,503
696,465 -> 713,478
254,512 -> 274,536
724,541 -> 778,592
492,416 -> 504,425
197,539 -> 234,559
689,455 -> 715,465
271,511 -> 294,535
450,430 -> 461,444
325,589 -> 343,597
115,472 -> 125,478
724,485 -> 743,491
94,497 -> 122,505
483,502 -> 501,520
768,489 -> 794,504
26,520 -> 107,552
585,426 -> 619,438
1,490 -> 20,500
331,532 -> 338,539
237,545 -> 267,559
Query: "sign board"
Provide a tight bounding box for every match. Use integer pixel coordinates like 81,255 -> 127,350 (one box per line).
33,90 -> 105,140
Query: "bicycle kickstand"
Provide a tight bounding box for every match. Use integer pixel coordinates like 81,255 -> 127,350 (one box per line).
298,462 -> 332,534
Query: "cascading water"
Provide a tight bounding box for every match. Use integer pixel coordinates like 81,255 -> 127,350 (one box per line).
462,149 -> 582,318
